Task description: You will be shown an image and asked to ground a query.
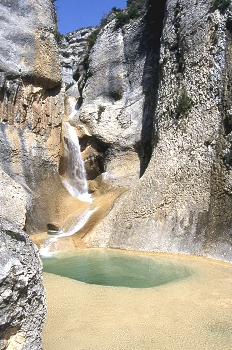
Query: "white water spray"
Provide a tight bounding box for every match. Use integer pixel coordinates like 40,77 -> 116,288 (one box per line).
39,98 -> 95,256
60,98 -> 91,202
40,208 -> 97,257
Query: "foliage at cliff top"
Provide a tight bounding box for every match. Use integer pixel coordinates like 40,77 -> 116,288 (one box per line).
114,0 -> 148,29
81,0 -> 148,70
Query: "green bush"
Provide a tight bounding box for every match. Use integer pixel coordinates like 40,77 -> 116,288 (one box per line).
126,0 -> 148,11
81,54 -> 89,70
176,88 -> 192,116
211,0 -> 230,12
53,30 -> 63,46
115,0 -> 147,29
115,11 -> 131,28
98,105 -> 106,118
62,51 -> 72,58
111,6 -> 122,12
65,82 -> 74,91
87,29 -> 100,50
81,29 -> 101,72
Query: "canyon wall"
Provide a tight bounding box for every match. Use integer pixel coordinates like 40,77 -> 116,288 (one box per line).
0,0 -> 63,348
78,0 -> 232,262
0,0 -> 82,235
0,172 -> 46,349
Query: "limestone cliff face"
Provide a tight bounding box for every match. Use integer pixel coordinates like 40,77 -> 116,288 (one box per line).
0,171 -> 46,349
0,0 -> 63,348
63,1 -> 167,191
0,0 -> 61,87
0,0 -> 82,234
83,0 -> 232,262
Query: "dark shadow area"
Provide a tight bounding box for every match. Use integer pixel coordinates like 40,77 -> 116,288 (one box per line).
138,0 -> 167,176
79,135 -> 110,180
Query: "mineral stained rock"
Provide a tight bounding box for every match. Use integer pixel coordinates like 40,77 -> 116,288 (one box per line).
0,0 -> 62,348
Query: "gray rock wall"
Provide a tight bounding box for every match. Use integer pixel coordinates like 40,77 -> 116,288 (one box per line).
84,0 -> 232,262
0,171 -> 46,350
0,1 -> 64,348
0,0 -> 61,87
62,1 -> 166,190
0,0 -> 81,234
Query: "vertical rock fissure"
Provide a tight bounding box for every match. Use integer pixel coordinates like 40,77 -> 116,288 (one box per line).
139,0 -> 167,176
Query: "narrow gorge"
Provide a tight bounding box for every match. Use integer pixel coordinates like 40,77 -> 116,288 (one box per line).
0,0 -> 232,349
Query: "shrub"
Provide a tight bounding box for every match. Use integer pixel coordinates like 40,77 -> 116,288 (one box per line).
126,0 -> 148,11
97,105 -> 106,118
65,82 -> 74,91
211,0 -> 230,12
115,11 -> 130,28
62,51 -> 72,58
111,6 -> 122,12
53,30 -> 63,46
81,54 -> 89,70
81,29 -> 100,72
87,29 -> 100,50
128,5 -> 140,19
176,88 -> 192,117
115,0 -> 147,29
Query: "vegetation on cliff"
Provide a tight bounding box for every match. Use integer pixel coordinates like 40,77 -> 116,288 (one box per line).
211,0 -> 230,12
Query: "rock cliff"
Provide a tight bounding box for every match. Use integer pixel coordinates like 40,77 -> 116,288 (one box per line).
0,172 -> 46,349
1,0 -> 232,346
76,0 -> 232,262
0,0 -> 63,348
0,0 -> 83,235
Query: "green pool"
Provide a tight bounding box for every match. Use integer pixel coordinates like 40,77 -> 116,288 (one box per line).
42,249 -> 192,288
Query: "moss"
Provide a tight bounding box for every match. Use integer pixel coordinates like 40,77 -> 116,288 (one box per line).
98,105 -> 106,118
65,82 -> 74,91
176,88 -> 192,117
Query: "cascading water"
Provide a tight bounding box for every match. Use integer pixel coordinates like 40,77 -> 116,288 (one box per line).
39,208 -> 97,257
60,98 -> 92,202
61,121 -> 92,202
39,97 -> 95,256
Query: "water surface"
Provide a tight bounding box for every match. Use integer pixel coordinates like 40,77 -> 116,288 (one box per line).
43,250 -> 232,350
42,249 -> 191,288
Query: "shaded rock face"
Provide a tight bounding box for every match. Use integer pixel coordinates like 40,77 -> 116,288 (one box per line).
84,0 -> 232,262
0,171 -> 46,350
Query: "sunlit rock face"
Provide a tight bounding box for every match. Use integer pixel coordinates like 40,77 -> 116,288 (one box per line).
0,0 -> 64,348
0,0 -> 82,234
61,1 -> 167,192
0,170 -> 46,349
84,0 -> 232,262
0,0 -> 61,87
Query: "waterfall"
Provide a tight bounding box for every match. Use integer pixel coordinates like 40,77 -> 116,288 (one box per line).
60,98 -> 91,202
39,208 -> 97,257
39,98 -> 95,256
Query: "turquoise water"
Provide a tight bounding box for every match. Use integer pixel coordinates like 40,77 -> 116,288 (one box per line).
42,250 -> 192,288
